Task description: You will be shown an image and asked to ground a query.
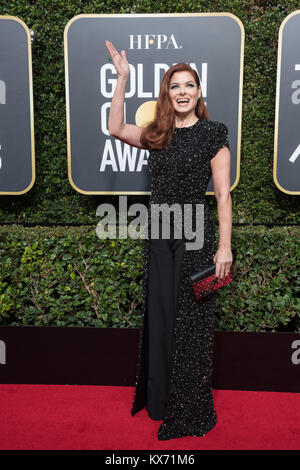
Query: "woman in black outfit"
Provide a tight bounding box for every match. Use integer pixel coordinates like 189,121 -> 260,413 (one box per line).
105,40 -> 233,441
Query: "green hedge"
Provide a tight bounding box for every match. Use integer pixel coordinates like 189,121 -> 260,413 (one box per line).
1,225 -> 299,332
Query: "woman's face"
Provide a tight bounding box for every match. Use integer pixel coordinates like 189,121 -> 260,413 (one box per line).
168,71 -> 201,116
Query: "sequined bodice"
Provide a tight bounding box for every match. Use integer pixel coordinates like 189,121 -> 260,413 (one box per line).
148,118 -> 214,205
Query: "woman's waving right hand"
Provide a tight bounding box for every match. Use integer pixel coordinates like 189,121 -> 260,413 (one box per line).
105,40 -> 145,149
105,40 -> 130,78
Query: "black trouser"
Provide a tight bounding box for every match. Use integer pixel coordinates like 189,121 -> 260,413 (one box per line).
146,220 -> 185,420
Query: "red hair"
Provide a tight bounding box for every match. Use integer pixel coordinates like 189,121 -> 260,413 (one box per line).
140,63 -> 209,151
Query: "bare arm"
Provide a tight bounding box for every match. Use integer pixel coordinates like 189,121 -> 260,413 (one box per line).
105,41 -> 146,149
210,146 -> 233,279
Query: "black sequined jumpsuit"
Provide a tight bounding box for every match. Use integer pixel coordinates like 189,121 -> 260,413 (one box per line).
131,118 -> 231,440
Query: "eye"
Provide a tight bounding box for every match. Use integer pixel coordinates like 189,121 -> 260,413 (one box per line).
170,84 -> 178,89
187,83 -> 195,87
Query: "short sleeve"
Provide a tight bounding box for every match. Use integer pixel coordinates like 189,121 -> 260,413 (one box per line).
209,122 -> 230,160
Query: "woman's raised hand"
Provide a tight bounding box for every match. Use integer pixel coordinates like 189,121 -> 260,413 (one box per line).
105,40 -> 130,78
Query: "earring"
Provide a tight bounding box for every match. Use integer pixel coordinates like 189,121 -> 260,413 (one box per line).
197,97 -> 201,103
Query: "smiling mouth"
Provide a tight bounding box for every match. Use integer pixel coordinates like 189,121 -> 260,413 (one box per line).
177,99 -> 190,104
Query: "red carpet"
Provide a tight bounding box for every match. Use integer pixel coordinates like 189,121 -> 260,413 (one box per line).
0,384 -> 299,450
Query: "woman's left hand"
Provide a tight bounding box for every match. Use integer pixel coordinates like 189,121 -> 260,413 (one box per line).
213,247 -> 233,279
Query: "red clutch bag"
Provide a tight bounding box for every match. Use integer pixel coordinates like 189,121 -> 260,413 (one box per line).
190,263 -> 234,300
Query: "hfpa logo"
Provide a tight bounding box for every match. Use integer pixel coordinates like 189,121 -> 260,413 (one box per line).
129,34 -> 182,50
0,340 -> 6,365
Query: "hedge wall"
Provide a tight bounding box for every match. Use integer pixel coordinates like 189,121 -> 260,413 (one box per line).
0,0 -> 299,330
0,225 -> 299,332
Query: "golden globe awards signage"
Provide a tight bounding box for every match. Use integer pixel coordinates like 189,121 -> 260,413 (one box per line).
274,10 -> 300,195
0,16 -> 35,194
64,13 -> 244,194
